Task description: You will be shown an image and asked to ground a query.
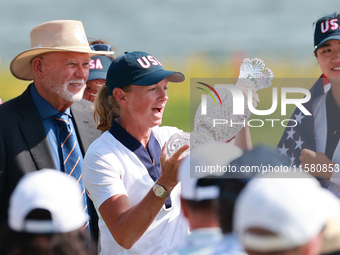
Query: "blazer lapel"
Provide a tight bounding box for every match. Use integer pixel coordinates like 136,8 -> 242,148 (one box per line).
18,87 -> 56,170
71,99 -> 101,155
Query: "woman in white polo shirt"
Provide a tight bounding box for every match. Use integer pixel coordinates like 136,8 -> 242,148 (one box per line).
83,51 -> 190,255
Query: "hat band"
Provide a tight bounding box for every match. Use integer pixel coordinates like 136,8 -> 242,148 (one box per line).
195,186 -> 219,201
30,45 -> 92,50
241,232 -> 301,252
24,220 -> 57,233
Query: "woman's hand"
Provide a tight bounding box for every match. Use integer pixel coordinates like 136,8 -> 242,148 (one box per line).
299,148 -> 334,179
99,142 -> 188,249
158,143 -> 189,191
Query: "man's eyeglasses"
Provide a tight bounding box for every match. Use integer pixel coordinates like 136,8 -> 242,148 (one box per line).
90,44 -> 112,51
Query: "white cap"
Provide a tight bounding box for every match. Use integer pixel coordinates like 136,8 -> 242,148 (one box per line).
321,214 -> 340,254
8,169 -> 88,233
178,142 -> 243,201
234,171 -> 340,252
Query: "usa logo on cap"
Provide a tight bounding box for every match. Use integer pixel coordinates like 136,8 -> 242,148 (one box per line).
105,51 -> 185,95
314,12 -> 340,52
90,58 -> 104,70
136,55 -> 163,69
87,55 -> 113,82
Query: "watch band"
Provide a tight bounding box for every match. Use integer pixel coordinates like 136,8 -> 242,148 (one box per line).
153,183 -> 170,199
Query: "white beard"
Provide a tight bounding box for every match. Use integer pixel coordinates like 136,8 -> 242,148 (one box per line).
50,80 -> 86,102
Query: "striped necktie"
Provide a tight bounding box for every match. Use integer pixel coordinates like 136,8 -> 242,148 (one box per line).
54,112 -> 89,231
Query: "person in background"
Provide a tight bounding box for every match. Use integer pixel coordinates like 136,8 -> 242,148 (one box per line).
213,177 -> 248,255
0,20 -> 113,241
83,40 -> 114,102
234,170 -> 340,255
212,147 -> 283,255
277,12 -> 340,196
0,169 -> 96,255
168,142 -> 243,255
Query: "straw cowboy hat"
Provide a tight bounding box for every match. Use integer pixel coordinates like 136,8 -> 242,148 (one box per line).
10,20 -> 114,81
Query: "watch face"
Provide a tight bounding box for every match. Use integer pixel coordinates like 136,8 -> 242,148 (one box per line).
155,186 -> 164,197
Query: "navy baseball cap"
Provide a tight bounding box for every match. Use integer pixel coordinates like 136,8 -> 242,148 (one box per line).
314,12 -> 340,52
217,145 -> 290,180
214,146 -> 290,202
88,55 -> 113,82
106,51 -> 185,95
229,145 -> 290,173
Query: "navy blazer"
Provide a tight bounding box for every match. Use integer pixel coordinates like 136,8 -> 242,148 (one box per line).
0,84 -> 102,223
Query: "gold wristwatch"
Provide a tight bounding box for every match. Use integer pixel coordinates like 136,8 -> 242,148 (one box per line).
153,183 -> 170,198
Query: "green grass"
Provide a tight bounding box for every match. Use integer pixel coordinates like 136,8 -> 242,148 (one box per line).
0,56 -> 322,147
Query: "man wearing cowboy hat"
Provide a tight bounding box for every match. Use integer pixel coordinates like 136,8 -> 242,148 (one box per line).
0,20 -> 113,240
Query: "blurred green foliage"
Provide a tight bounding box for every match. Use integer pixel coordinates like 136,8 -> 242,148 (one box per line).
0,67 -> 30,102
